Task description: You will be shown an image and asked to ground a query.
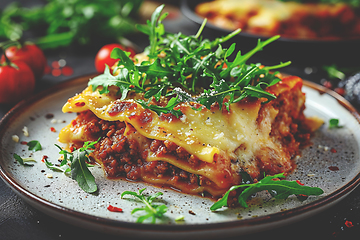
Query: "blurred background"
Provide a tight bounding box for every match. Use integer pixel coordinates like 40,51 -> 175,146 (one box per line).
1,0 -> 360,239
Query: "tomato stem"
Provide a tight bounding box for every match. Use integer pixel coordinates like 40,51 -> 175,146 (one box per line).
0,47 -> 11,66
0,39 -> 21,66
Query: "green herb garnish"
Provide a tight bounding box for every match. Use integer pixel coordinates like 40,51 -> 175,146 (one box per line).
13,153 -> 36,166
121,188 -> 168,223
323,64 -> 360,80
27,140 -> 42,152
0,0 -> 143,49
329,118 -> 343,129
210,173 -> 324,211
88,4 -> 291,117
44,157 -> 70,173
49,139 -> 99,193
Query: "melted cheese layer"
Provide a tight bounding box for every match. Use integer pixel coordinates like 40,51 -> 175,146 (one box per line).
60,76 -> 302,166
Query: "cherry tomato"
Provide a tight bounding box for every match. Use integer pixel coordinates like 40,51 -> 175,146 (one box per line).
2,43 -> 47,79
95,43 -> 136,73
0,60 -> 35,104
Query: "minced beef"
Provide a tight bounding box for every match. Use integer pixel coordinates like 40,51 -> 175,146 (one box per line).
73,111 -> 206,189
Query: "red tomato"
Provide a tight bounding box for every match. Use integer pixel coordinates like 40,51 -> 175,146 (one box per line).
2,43 -> 47,79
95,43 -> 136,73
0,60 -> 35,104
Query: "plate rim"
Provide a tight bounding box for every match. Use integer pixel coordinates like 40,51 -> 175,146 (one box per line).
1,74 -> 360,234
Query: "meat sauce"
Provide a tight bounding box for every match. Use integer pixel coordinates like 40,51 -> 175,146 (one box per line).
70,110 -> 219,196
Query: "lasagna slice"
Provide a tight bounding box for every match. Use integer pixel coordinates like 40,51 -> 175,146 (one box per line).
58,5 -> 320,198
59,74 -> 313,197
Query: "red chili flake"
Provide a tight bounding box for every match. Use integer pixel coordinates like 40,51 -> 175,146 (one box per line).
334,87 -> 345,96
296,180 -> 305,186
61,66 -> 74,76
20,141 -> 28,145
50,127 -> 56,132
75,102 -> 85,107
328,166 -> 339,171
298,194 -> 308,197
71,119 -> 77,126
107,205 -> 123,212
330,148 -> 337,153
41,155 -> 48,163
69,145 -> 75,152
345,220 -> 354,228
322,80 -> 333,89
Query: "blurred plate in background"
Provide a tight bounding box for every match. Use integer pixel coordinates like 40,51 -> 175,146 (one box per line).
181,0 -> 360,65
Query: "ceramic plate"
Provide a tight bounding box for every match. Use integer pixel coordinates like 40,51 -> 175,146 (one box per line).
1,75 -> 360,239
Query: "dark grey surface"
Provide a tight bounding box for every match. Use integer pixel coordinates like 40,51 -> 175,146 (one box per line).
1,1 -> 360,239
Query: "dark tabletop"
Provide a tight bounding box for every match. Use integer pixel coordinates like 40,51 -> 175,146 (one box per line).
1,1 -> 360,239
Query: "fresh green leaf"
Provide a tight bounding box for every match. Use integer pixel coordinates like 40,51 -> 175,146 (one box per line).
146,4 -> 166,56
71,150 -> 97,193
13,153 -> 36,166
0,0 -> 144,49
27,140 -> 42,152
121,188 -> 167,223
89,5 -> 291,118
210,173 -> 324,211
44,158 -> 70,173
329,118 -> 343,129
244,83 -> 277,103
137,96 -> 182,117
54,139 -> 100,193
111,47 -> 135,70
322,64 -> 360,80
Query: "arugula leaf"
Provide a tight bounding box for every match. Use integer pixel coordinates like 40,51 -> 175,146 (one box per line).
89,5 -> 292,118
148,4 -> 167,56
111,47 -> 135,70
70,150 -> 97,193
27,140 -> 42,152
210,173 -> 324,211
44,158 -> 70,173
89,65 -> 141,99
137,96 -> 182,117
13,153 -> 36,166
53,139 -> 99,193
121,188 -> 168,223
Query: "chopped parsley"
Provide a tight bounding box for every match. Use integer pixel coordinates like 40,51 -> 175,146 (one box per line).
329,118 -> 343,129
27,140 -> 42,152
13,153 -> 36,166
